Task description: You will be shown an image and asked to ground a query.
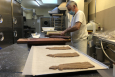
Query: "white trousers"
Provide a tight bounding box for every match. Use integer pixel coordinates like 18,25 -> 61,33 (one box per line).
71,39 -> 87,54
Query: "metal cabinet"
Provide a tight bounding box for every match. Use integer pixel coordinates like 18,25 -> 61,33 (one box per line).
0,0 -> 13,48
0,0 -> 23,48
0,14 -> 13,48
0,14 -> 12,28
13,16 -> 23,28
13,16 -> 23,43
13,28 -> 23,43
12,0 -> 23,43
0,28 -> 13,48
12,0 -> 22,16
0,0 -> 12,14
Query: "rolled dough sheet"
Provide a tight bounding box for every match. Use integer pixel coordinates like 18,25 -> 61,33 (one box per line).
46,46 -> 71,50
47,52 -> 79,57
49,62 -> 95,71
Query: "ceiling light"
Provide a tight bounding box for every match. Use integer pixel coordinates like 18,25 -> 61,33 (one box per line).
42,0 -> 57,4
35,0 -> 40,6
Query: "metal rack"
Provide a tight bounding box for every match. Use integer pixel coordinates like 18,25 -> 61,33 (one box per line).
50,14 -> 65,30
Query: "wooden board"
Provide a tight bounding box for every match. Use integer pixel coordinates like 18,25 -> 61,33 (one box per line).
47,31 -> 62,35
46,33 -> 63,37
49,36 -> 70,39
17,38 -> 71,45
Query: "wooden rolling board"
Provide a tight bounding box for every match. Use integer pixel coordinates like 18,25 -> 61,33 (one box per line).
49,36 -> 70,39
17,38 -> 29,44
17,38 -> 71,45
47,33 -> 62,36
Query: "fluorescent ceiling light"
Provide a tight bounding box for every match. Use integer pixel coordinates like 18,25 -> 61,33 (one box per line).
35,0 -> 40,6
42,0 -> 57,4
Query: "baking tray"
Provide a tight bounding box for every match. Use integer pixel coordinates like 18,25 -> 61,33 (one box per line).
22,45 -> 109,76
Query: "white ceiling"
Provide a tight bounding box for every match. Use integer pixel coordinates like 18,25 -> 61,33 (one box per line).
21,0 -> 89,13
21,0 -> 63,9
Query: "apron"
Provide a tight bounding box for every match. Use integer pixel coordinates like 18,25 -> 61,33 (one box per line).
71,39 -> 87,54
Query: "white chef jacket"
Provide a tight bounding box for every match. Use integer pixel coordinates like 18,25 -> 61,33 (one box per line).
71,10 -> 88,42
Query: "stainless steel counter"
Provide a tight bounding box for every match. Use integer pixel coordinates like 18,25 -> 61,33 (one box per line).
93,32 -> 115,45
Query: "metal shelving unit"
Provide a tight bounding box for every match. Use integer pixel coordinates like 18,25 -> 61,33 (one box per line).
50,14 -> 65,30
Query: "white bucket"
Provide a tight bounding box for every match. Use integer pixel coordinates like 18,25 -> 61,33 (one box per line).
113,63 -> 115,77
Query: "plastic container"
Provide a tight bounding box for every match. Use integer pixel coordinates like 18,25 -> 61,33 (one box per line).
113,63 -> 115,77
31,33 -> 40,38
93,22 -> 96,33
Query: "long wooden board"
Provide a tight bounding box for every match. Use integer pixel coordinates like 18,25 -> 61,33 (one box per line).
49,36 -> 70,39
17,38 -> 71,45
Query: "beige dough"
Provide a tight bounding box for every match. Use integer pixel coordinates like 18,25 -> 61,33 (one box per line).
47,52 -> 79,57
49,62 -> 95,71
46,46 -> 71,50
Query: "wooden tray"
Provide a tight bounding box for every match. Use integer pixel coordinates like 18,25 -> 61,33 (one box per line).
49,36 -> 70,39
46,33 -> 63,37
17,38 -> 71,45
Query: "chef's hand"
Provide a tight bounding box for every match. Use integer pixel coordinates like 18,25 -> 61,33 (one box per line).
61,31 -> 66,36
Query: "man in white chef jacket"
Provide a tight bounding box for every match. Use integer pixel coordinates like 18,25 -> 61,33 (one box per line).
61,1 -> 88,54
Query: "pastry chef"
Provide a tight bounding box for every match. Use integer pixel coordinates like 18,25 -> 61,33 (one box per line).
61,1 -> 88,54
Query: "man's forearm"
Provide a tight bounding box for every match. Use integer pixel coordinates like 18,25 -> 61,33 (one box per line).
65,26 -> 78,33
64,22 -> 81,33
